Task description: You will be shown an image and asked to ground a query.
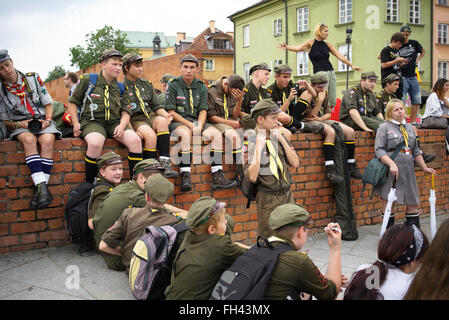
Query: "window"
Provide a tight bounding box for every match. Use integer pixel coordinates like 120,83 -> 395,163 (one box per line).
274,19 -> 282,37
213,39 -> 230,50
438,23 -> 449,44
409,0 -> 421,24
438,0 -> 448,5
339,0 -> 352,24
297,7 -> 309,33
386,0 -> 400,23
205,59 -> 214,71
438,61 -> 448,79
244,62 -> 250,83
272,60 -> 283,73
297,52 -> 309,76
338,44 -> 352,72
243,25 -> 250,48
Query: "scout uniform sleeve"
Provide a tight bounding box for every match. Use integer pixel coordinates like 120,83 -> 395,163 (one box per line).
220,235 -> 246,268
374,123 -> 389,159
164,80 -> 177,111
207,89 -> 219,118
198,82 -> 208,112
119,86 -> 132,116
322,95 -> 332,115
101,212 -> 126,248
346,88 -> 359,112
88,186 -> 112,219
150,85 -> 163,112
32,73 -> 53,106
68,74 -> 90,107
242,88 -> 251,114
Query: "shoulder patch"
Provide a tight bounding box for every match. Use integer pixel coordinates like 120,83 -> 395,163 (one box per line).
26,72 -> 35,77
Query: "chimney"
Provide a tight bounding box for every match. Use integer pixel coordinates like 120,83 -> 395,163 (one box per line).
209,20 -> 216,34
177,32 -> 186,43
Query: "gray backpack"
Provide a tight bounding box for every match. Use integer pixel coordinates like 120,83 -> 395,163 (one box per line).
129,221 -> 188,300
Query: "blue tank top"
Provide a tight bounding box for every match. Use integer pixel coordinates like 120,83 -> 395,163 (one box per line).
308,40 -> 334,73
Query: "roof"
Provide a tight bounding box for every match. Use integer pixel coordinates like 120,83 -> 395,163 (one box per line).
122,31 -> 194,49
228,0 -> 272,20
184,27 -> 234,54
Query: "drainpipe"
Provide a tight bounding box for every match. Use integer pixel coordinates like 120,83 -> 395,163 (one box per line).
430,2 -> 434,87
283,0 -> 288,64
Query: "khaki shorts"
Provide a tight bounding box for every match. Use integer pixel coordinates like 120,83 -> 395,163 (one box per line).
81,120 -> 132,138
130,113 -> 159,130
213,122 -> 234,134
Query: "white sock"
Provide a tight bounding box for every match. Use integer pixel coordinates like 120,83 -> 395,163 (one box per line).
180,167 -> 191,173
325,160 -> 334,166
211,165 -> 222,173
31,172 -> 47,185
347,159 -> 355,164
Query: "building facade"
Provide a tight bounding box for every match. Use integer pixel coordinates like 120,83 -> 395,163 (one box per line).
433,0 -> 449,84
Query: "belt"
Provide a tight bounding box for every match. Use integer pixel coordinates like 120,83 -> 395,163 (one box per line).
259,186 -> 291,196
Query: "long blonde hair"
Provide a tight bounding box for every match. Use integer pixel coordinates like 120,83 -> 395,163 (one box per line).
384,99 -> 404,121
314,23 -> 328,38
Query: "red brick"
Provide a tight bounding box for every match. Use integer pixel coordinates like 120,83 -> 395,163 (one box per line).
6,153 -> 25,163
11,221 -> 46,234
9,199 -> 30,211
0,189 -> 18,200
0,236 -> 19,247
39,229 -> 66,242
0,166 -> 19,177
0,224 -> 8,236
19,211 -> 36,222
52,162 -> 73,173
37,207 -> 65,220
63,173 -> 85,183
21,233 -> 37,244
0,140 -> 19,152
0,212 -> 18,223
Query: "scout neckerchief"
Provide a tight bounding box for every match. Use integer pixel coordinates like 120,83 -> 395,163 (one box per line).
188,88 -> 194,114
362,93 -> 367,116
282,91 -> 290,115
392,119 -> 410,154
223,93 -> 229,120
134,84 -> 151,119
266,139 -> 287,182
104,85 -> 110,121
4,80 -> 35,116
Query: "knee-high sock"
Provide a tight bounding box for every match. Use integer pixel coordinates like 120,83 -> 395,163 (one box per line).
26,154 -> 46,185
85,155 -> 98,183
156,131 -> 170,158
323,143 -> 335,166
345,141 -> 356,163
178,150 -> 192,173
210,149 -> 223,173
41,158 -> 54,183
128,152 -> 143,176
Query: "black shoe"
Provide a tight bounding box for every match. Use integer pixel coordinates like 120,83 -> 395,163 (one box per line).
212,170 -> 238,190
29,185 -> 39,210
325,165 -> 344,184
36,182 -> 52,209
348,162 -> 363,180
301,122 -> 324,134
422,153 -> 435,164
159,158 -> 180,179
287,126 -> 297,134
180,171 -> 192,192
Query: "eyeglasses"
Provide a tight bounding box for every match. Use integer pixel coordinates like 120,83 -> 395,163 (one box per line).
320,23 -> 327,27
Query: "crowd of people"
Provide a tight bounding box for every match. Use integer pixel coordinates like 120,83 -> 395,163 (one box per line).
1,21 -> 449,300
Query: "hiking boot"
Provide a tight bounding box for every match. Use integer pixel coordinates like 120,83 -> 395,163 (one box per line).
29,185 -> 39,210
287,126 -> 297,134
422,153 -> 435,164
36,182 -> 52,209
348,162 -> 363,179
180,171 -> 192,192
325,165 -> 344,184
159,158 -> 179,179
212,170 -> 238,190
301,122 -> 324,134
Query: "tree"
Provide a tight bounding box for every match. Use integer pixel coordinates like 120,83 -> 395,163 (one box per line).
46,65 -> 67,82
69,25 -> 139,70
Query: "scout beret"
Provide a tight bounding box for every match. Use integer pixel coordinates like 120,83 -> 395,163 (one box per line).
310,72 -> 328,85
0,49 -> 11,64
227,74 -> 245,91
97,151 -> 123,168
122,52 -> 143,66
99,48 -> 123,63
361,71 -> 378,79
145,173 -> 174,204
384,73 -> 400,84
269,203 -> 311,230
187,196 -> 226,229
250,63 -> 271,75
274,64 -> 293,74
400,25 -> 412,33
161,73 -> 176,83
250,99 -> 281,119
133,158 -> 165,176
181,54 -> 199,66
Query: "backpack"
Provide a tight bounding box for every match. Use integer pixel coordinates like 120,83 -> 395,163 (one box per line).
64,180 -> 111,253
129,221 -> 189,300
361,142 -> 404,200
210,236 -> 294,300
0,121 -> 6,141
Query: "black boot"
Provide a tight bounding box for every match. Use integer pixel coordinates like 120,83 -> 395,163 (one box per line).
406,213 -> 420,228
159,157 -> 179,179
29,185 -> 39,210
212,170 -> 238,190
325,164 -> 344,184
348,162 -> 363,179
36,182 -> 52,209
180,171 -> 192,192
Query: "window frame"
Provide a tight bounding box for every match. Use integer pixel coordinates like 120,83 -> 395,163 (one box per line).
338,43 -> 352,72
386,0 -> 400,23
438,61 -> 449,79
409,0 -> 421,25
296,51 -> 309,76
339,0 -> 353,24
243,25 -> 250,48
296,6 -> 309,33
274,18 -> 282,37
438,23 -> 449,44
205,59 -> 215,71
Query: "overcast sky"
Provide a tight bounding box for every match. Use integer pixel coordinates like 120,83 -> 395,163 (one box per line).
1,0 -> 259,80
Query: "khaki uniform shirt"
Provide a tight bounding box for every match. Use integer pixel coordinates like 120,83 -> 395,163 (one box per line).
88,177 -> 115,220
207,77 -> 239,120
68,71 -> 131,126
164,76 -> 208,121
123,78 -> 163,117
264,237 -> 338,300
268,81 -> 294,109
101,204 -> 180,270
165,231 -> 246,300
242,81 -> 270,114
376,89 -> 396,116
339,84 -> 382,121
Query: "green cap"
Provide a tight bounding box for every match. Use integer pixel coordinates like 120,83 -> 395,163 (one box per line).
383,73 -> 400,84
187,196 -> 226,229
310,72 -> 328,85
0,49 -> 11,64
133,158 -> 165,176
274,64 -> 293,74
122,52 -> 143,66
250,99 -> 281,119
145,173 -> 174,203
99,48 -> 123,63
250,63 -> 271,75
181,53 -> 199,66
97,151 -> 122,168
269,203 -> 311,230
361,71 -> 378,80
161,73 -> 176,83
227,74 -> 245,91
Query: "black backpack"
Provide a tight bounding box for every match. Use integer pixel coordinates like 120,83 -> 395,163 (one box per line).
64,180 -> 111,253
210,237 -> 294,300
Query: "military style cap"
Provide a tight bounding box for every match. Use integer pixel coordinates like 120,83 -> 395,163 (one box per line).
400,25 -> 412,33
269,203 -> 311,230
99,48 -> 123,63
133,159 -> 165,176
250,99 -> 281,119
274,64 -> 293,74
310,72 -> 328,85
187,196 -> 226,229
145,173 -> 174,204
0,49 -> 11,64
161,73 -> 176,83
181,54 -> 199,66
361,71 -> 378,79
97,151 -> 123,168
122,52 -> 143,66
384,73 -> 400,83
250,63 -> 271,75
227,74 -> 245,91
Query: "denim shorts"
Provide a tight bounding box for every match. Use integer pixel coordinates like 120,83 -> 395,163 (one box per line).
402,76 -> 421,105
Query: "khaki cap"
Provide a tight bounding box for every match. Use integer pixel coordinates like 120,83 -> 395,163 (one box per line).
181,54 -> 199,66
161,73 -> 176,83
250,99 -> 281,119
384,73 -> 400,83
96,151 -> 123,168
227,74 -> 245,91
99,48 -> 123,63
361,71 -> 378,80
133,158 -> 165,176
122,52 -> 143,65
145,173 -> 174,203
274,64 -> 293,74
186,196 -> 226,229
250,63 -> 271,75
310,72 -> 328,85
269,203 -> 311,230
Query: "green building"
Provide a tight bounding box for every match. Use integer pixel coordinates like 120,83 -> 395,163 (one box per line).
229,0 -> 432,102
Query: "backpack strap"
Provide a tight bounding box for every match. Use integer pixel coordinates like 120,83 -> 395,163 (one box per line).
172,221 -> 188,234
117,82 -> 125,96
81,74 -> 98,116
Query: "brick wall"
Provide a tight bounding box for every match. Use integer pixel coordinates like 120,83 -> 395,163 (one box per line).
1,129 -> 448,253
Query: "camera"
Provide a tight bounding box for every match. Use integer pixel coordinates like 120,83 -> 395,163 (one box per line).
28,116 -> 43,134
294,83 -> 301,95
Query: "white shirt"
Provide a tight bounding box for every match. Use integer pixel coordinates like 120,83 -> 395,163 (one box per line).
422,92 -> 449,119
